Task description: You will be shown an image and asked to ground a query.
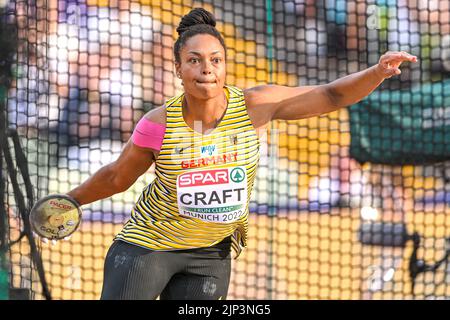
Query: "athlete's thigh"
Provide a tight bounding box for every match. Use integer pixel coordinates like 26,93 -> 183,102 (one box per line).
160,247 -> 231,300
100,240 -> 175,300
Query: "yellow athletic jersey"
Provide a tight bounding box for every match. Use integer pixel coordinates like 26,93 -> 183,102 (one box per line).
115,85 -> 260,257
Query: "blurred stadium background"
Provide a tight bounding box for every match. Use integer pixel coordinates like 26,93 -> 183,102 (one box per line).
1,0 -> 450,300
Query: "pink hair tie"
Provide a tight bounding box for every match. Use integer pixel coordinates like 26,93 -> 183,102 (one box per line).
131,118 -> 166,151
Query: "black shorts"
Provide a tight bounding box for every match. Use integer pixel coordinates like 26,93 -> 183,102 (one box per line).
100,237 -> 232,300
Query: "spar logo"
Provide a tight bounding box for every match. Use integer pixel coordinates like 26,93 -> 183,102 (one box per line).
178,169 -> 229,187
230,167 -> 245,183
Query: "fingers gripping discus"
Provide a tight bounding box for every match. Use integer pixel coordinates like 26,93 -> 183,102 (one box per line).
30,194 -> 82,240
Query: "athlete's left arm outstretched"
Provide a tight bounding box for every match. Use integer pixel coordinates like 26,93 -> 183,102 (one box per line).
244,51 -> 418,127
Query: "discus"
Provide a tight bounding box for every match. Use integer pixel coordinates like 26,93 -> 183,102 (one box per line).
29,194 -> 82,240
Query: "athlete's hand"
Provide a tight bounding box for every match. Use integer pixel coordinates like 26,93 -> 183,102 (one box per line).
29,194 -> 82,244
375,51 -> 418,79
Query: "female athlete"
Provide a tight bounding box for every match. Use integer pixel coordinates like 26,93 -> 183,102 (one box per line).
61,8 -> 417,299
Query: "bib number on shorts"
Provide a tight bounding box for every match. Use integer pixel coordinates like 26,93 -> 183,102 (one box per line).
176,166 -> 247,223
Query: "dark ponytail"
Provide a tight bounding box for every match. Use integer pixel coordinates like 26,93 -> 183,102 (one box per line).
174,8 -> 226,63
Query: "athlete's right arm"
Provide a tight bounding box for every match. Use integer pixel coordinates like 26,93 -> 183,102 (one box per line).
67,141 -> 155,205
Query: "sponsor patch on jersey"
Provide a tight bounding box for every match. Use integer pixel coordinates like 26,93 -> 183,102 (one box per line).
200,144 -> 218,157
178,169 -> 229,187
176,166 -> 248,223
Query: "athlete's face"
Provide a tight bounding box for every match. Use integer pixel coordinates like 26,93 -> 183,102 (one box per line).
176,34 -> 226,100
